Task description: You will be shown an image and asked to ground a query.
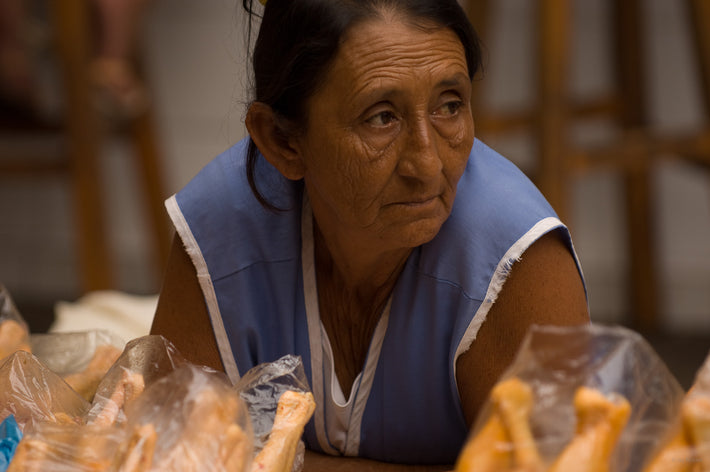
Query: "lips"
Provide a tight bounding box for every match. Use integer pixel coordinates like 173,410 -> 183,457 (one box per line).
404,196 -> 437,205
391,194 -> 440,206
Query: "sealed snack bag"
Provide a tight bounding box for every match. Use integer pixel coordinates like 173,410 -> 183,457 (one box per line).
86,335 -> 188,427
123,363 -> 253,472
0,285 -> 31,361
455,324 -> 685,472
644,349 -> 710,472
0,351 -> 89,431
235,355 -> 315,472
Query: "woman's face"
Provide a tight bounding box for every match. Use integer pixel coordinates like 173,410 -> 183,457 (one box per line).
293,15 -> 474,251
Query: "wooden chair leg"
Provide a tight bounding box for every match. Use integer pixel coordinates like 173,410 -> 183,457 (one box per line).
50,0 -> 113,292
613,0 -> 659,332
129,105 -> 172,279
686,0 -> 710,167
688,0 -> 710,115
536,0 -> 572,221
623,165 -> 657,333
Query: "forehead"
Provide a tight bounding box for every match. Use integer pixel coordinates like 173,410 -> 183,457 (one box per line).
321,17 -> 469,99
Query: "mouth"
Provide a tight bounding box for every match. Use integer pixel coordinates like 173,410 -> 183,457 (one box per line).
392,194 -> 440,207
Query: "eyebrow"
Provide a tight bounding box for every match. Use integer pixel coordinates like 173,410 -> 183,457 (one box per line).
350,85 -> 404,110
435,73 -> 469,89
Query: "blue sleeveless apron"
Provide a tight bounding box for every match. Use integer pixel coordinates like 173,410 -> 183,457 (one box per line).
166,138 -> 585,464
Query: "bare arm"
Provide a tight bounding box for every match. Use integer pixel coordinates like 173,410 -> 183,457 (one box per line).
150,235 -> 224,372
456,229 -> 590,426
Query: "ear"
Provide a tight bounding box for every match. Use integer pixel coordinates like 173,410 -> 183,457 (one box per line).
245,102 -> 305,180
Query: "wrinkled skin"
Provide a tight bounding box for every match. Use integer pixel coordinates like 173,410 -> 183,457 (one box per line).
289,14 -> 475,281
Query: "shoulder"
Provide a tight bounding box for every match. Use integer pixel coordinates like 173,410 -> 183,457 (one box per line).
455,229 -> 589,425
456,139 -> 557,232
169,137 -> 304,280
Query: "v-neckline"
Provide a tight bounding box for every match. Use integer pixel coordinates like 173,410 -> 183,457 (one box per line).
301,194 -> 393,455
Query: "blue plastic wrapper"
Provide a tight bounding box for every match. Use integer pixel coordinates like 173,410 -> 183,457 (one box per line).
0,415 -> 21,472
235,354 -> 312,472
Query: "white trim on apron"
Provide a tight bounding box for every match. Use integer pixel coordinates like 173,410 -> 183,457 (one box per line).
301,194 -> 391,456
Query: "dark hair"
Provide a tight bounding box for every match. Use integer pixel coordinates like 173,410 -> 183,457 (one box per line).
242,0 -> 482,210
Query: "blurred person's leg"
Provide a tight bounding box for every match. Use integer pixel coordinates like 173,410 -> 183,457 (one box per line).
90,0 -> 152,119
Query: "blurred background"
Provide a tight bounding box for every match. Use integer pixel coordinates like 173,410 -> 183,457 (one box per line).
0,0 -> 708,385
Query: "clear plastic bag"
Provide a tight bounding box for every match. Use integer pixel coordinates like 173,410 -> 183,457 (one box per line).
685,353 -> 710,470
456,324 -> 686,472
1,324 -> 318,471
235,354 -> 310,451
86,335 -> 188,427
123,363 -> 254,472
29,330 -> 126,402
0,285 -> 31,361
0,351 -> 90,431
643,349 -> 710,471
6,421 -> 127,472
235,354 -> 313,472
4,339 -> 251,471
29,330 -> 125,377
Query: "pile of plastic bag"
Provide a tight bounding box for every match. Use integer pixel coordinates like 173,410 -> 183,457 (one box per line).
455,324 -> 710,472
4,280 -> 709,472
0,285 -> 315,472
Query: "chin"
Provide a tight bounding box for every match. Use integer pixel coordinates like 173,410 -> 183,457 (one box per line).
394,218 -> 446,248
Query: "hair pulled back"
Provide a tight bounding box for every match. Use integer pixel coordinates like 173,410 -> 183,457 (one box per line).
242,0 -> 482,210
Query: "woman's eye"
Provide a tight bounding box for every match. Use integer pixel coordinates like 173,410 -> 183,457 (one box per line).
366,110 -> 397,127
435,100 -> 463,116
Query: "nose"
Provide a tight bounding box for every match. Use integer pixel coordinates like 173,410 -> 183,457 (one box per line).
397,118 -> 442,180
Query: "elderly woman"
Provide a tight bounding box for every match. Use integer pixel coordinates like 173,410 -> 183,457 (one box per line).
151,0 -> 589,469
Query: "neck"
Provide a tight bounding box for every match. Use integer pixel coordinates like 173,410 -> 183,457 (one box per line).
313,221 -> 410,304
312,219 -> 410,396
